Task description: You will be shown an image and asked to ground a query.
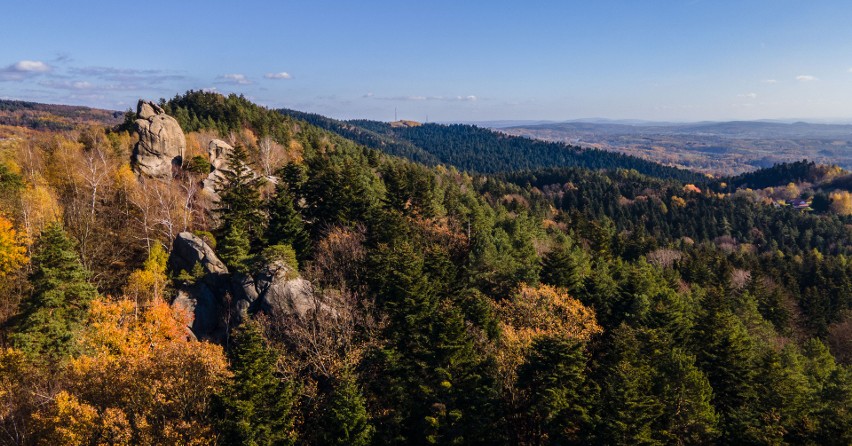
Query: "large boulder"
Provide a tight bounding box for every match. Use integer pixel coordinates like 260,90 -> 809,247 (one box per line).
202,139 -> 233,195
169,232 -> 228,276
132,100 -> 186,178
255,260 -> 327,318
207,139 -> 233,171
168,232 -> 232,341
167,234 -> 330,341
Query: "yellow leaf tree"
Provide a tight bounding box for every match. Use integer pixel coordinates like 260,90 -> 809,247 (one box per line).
0,214 -> 27,278
35,297 -> 229,445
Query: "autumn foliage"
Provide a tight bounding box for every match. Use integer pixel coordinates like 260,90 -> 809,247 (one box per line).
35,298 -> 229,445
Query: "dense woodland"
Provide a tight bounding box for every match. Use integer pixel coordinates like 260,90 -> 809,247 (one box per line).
0,91 -> 850,445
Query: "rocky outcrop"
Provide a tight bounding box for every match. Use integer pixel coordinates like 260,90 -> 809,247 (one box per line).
132,100 -> 186,178
208,139 -> 233,171
169,232 -> 228,276
255,260 -> 324,318
167,232 -> 321,341
201,139 -> 234,195
169,232 -> 232,341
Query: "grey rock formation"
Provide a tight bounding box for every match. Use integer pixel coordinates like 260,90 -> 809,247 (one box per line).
255,260 -> 324,318
202,139 -> 233,195
169,232 -> 228,276
208,139 -> 233,171
168,232 -> 232,341
167,234 -> 325,341
132,100 -> 186,178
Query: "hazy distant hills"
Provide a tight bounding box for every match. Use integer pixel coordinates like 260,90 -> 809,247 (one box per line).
0,99 -> 123,130
499,120 -> 852,176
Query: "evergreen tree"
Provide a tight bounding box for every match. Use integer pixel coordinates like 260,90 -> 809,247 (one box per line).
694,302 -> 760,444
316,372 -> 374,446
654,348 -> 719,444
216,144 -> 266,271
595,325 -> 662,446
516,335 -> 595,445
366,240 -> 498,445
216,321 -> 297,446
10,223 -> 97,361
265,182 -> 310,260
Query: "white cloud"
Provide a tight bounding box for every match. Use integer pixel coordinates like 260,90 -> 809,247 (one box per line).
220,73 -> 252,85
40,80 -> 94,90
737,92 -> 758,99
264,72 -> 292,80
796,74 -> 817,82
0,60 -> 52,81
761,79 -> 778,84
13,60 -> 50,72
458,95 -> 477,102
362,92 -> 374,98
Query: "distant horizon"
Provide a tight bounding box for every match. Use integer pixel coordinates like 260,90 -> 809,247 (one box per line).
7,94 -> 852,128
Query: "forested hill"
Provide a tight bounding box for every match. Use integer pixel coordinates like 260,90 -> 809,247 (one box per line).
1,91 -> 851,445
279,109 -> 705,182
0,99 -> 122,130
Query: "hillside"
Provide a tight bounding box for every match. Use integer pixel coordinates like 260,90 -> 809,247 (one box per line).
0,93 -> 849,445
0,99 -> 123,130
280,109 -> 705,182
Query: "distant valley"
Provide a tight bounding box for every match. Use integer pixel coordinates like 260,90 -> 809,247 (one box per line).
496,120 -> 852,176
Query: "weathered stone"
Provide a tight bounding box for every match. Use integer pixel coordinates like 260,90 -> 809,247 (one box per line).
132,99 -> 186,178
255,260 -> 326,318
207,139 -> 233,171
168,232 -> 228,277
173,283 -> 220,340
202,139 -> 234,196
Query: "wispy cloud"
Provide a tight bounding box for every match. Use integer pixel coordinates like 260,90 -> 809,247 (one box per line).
39,80 -> 95,90
796,74 -> 817,82
761,79 -> 778,84
368,94 -> 478,102
264,72 -> 292,80
71,66 -> 184,81
220,73 -> 252,85
0,60 -> 52,81
737,92 -> 758,99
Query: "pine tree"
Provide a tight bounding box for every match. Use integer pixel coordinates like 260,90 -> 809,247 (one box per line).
694,302 -> 760,444
10,223 -> 97,361
219,224 -> 252,274
215,144 -> 266,271
595,325 -> 662,446
265,182 -> 310,260
216,321 -> 297,446
516,336 -> 595,445
316,372 -> 374,446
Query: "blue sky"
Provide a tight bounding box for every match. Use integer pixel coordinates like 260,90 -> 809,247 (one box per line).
3,0 -> 852,122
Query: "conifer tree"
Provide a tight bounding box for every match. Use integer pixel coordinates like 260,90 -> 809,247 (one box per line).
516,335 -> 595,445
316,372 -> 374,446
10,223 -> 97,361
265,182 -> 310,260
216,144 -> 266,271
216,321 -> 297,446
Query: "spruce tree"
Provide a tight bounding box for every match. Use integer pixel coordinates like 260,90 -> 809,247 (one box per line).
316,372 -> 374,446
10,223 -> 97,361
216,321 -> 297,446
517,336 -> 595,445
265,182 -> 310,260
215,144 -> 266,271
